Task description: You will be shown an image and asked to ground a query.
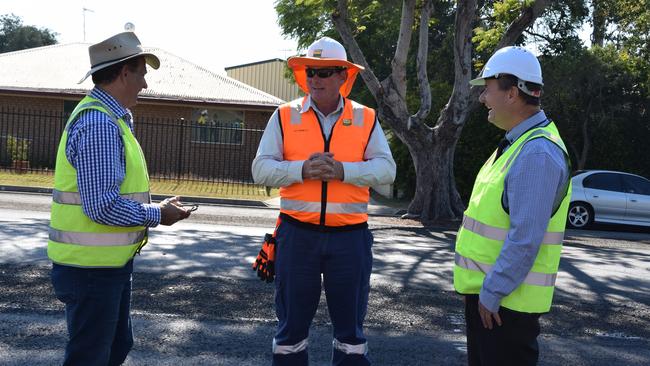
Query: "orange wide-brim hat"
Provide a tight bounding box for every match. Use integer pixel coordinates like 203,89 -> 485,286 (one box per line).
287,37 -> 364,98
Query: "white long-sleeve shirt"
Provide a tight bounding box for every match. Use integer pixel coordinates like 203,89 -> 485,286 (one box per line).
252,96 -> 396,193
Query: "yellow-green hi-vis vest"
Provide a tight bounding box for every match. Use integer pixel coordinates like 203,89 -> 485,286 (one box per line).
453,122 -> 572,313
48,96 -> 151,268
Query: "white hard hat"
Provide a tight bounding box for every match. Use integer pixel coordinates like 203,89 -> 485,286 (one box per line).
470,46 -> 543,96
287,37 -> 364,97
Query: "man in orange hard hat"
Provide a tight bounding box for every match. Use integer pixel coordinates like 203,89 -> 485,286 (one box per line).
252,36 -> 396,365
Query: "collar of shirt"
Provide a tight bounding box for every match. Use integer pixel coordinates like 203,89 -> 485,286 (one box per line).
301,95 -> 344,119
90,87 -> 132,126
505,110 -> 548,144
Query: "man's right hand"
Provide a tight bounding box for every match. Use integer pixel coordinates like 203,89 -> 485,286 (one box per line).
159,196 -> 191,226
302,152 -> 342,181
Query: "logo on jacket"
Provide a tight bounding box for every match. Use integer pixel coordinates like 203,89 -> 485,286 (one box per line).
342,119 -> 352,126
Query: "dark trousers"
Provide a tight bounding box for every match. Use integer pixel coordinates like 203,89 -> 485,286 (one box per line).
465,294 -> 541,366
272,220 -> 373,366
51,260 -> 134,366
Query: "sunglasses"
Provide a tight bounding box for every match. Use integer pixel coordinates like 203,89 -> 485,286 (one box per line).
305,68 -> 345,78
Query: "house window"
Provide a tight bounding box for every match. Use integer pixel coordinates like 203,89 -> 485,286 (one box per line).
63,100 -> 78,126
63,100 -> 78,116
191,109 -> 244,145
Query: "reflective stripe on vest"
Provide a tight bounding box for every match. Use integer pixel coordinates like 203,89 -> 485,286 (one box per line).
281,199 -> 368,214
52,189 -> 150,205
288,101 -> 366,127
273,338 -> 308,354
333,339 -> 368,355
455,253 -> 557,287
501,129 -> 568,174
461,216 -> 565,245
49,227 -> 146,246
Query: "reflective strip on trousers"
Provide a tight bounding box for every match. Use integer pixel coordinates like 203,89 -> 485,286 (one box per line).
333,339 -> 368,355
52,189 -> 150,205
273,338 -> 308,354
49,227 -> 147,246
462,216 -> 565,245
455,252 -> 557,287
281,199 -> 368,214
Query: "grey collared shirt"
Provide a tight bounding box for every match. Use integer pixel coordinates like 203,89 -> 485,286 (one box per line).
479,110 -> 570,313
251,95 -> 396,192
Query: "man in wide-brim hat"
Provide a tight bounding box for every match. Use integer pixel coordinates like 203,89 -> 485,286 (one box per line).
49,31 -> 191,365
252,36 -> 396,365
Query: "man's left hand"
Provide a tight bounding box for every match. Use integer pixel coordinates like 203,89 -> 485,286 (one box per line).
308,153 -> 344,181
478,301 -> 502,330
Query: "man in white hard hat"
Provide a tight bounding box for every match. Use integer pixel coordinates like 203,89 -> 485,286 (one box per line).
453,46 -> 572,365
49,31 -> 191,365
252,36 -> 395,365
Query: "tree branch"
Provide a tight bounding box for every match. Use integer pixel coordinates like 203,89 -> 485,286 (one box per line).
496,0 -> 550,49
391,0 -> 416,99
332,0 -> 383,99
469,0 -> 550,107
524,29 -> 554,44
435,0 -> 476,130
409,0 -> 433,130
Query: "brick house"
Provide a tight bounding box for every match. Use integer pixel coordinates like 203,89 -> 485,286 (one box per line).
0,43 -> 284,182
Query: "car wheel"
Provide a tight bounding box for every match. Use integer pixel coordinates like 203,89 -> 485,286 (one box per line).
567,202 -> 594,229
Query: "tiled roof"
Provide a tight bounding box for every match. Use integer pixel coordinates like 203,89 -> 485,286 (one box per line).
0,43 -> 284,107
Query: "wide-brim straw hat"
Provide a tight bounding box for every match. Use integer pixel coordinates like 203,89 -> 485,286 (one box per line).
79,31 -> 160,84
287,37 -> 364,97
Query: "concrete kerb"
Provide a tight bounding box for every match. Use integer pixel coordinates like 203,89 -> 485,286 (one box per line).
0,185 -> 402,217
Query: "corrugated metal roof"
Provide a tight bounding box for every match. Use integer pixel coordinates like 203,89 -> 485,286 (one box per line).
0,42 -> 284,107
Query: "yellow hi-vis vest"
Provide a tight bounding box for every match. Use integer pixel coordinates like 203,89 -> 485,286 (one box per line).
47,96 -> 151,268
453,122 -> 571,313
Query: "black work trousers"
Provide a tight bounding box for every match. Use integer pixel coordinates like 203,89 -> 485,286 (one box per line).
464,294 -> 542,366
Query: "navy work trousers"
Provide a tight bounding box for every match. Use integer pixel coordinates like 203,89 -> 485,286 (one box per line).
465,294 -> 541,366
51,260 -> 134,366
272,219 -> 373,366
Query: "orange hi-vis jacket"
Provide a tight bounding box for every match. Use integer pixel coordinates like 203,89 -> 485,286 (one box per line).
279,96 -> 376,227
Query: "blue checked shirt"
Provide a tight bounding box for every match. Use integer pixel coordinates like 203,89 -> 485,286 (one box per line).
65,87 -> 160,227
479,110 -> 570,313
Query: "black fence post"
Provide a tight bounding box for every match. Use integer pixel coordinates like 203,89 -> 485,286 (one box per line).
176,118 -> 185,180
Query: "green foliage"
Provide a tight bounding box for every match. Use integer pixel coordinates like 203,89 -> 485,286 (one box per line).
275,0 -> 650,201
6,135 -> 30,161
542,43 -> 650,178
0,14 -> 57,53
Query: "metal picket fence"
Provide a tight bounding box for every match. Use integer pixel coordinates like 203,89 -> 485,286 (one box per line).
0,107 -> 270,198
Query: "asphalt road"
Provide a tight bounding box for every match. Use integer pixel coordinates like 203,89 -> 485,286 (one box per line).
0,192 -> 649,365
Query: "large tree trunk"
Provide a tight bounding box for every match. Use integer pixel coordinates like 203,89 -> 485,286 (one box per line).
402,123 -> 465,223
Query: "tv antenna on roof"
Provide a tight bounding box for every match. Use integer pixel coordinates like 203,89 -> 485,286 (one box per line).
82,7 -> 94,42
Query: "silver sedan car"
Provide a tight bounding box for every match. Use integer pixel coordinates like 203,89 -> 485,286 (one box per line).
568,170 -> 650,228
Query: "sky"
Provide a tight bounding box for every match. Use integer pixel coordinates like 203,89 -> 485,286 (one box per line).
0,0 -> 298,74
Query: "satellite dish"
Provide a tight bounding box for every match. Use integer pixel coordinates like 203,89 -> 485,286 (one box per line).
124,22 -> 135,32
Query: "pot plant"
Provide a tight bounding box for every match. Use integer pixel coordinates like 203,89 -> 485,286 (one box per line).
6,135 -> 30,173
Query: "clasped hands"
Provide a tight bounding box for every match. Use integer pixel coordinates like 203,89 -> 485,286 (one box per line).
302,152 -> 344,182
